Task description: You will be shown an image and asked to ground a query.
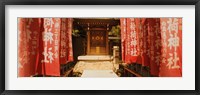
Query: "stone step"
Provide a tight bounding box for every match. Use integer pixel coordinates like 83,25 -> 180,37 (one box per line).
73,61 -> 114,73
77,55 -> 113,61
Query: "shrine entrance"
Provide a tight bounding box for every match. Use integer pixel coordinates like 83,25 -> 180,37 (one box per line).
87,30 -> 108,55
73,18 -> 120,56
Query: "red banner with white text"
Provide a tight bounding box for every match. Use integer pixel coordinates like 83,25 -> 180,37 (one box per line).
18,18 -> 40,77
18,18 -> 74,77
120,18 -> 182,77
120,18 -> 126,62
159,18 -> 182,77
37,18 -> 61,76
148,18 -> 161,76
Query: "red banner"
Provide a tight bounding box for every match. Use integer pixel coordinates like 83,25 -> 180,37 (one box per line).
59,18 -> 74,64
18,18 -> 28,77
38,18 -> 61,76
141,18 -> 150,66
120,18 -> 182,77
123,18 -> 139,64
60,18 -> 68,64
67,18 -> 74,62
125,18 -> 131,63
135,18 -> 143,64
18,18 -> 74,77
148,18 -> 161,76
129,18 -> 139,63
18,18 -> 40,77
120,18 -> 126,62
159,18 -> 182,77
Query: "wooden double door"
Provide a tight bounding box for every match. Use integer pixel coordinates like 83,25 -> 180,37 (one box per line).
87,30 -> 108,55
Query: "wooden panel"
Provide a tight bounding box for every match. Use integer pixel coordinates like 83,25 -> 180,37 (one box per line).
90,47 -> 106,55
90,31 -> 106,47
87,31 -> 90,54
87,30 -> 108,55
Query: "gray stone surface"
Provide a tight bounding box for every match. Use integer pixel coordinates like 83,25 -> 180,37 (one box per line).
73,61 -> 116,73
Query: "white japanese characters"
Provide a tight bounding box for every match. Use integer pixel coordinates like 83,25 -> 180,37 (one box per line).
41,18 -> 60,64
130,18 -> 138,56
161,18 -> 181,69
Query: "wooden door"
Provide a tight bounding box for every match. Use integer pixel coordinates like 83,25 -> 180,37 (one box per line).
87,31 -> 108,55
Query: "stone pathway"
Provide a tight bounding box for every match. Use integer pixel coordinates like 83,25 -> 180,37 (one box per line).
73,60 -> 118,74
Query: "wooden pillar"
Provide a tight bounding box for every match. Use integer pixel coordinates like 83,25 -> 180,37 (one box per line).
87,31 -> 90,54
106,24 -> 109,55
87,23 -> 90,55
106,31 -> 109,55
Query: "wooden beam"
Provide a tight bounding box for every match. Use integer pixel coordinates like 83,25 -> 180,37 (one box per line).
83,28 -> 108,31
74,18 -> 120,25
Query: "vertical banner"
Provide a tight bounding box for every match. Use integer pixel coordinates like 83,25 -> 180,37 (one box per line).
148,18 -> 161,76
18,18 -> 29,77
18,18 -> 40,77
178,18 -> 182,75
159,18 -> 182,77
60,18 -> 74,64
125,18 -> 131,63
27,18 -> 40,76
122,18 -> 141,64
60,18 -> 68,64
67,18 -> 74,62
38,18 -> 61,76
135,18 -> 143,64
141,18 -> 150,66
119,18 -> 181,77
19,18 -> 74,76
129,18 -> 138,63
120,18 -> 126,62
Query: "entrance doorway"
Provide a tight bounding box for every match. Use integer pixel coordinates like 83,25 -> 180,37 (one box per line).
73,18 -> 120,56
87,30 -> 108,55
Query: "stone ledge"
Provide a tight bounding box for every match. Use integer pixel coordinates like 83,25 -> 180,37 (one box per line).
78,55 -> 113,61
